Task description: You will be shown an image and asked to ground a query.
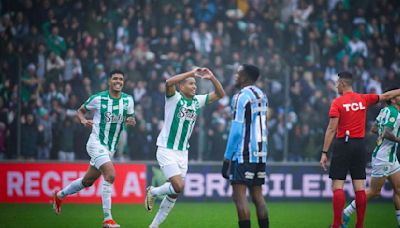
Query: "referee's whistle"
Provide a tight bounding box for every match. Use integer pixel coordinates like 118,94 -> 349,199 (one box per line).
345,130 -> 350,143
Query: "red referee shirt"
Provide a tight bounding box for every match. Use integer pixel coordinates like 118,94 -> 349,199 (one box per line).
329,92 -> 379,138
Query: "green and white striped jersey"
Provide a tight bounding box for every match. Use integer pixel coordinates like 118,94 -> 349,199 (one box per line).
372,105 -> 400,163
157,92 -> 208,151
83,91 -> 134,152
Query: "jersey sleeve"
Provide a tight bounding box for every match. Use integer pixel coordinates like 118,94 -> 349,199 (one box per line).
127,95 -> 135,117
329,99 -> 340,118
364,94 -> 379,106
83,94 -> 99,111
166,91 -> 181,103
383,107 -> 398,129
195,94 -> 209,108
224,93 -> 248,160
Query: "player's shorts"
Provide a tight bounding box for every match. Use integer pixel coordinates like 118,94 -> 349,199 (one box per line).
229,161 -> 266,186
329,138 -> 367,180
86,134 -> 113,169
371,158 -> 400,177
156,147 -> 188,179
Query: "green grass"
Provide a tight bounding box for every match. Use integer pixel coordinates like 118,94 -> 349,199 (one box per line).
0,202 -> 395,227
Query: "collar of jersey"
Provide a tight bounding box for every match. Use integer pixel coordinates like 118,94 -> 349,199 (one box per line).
107,91 -> 122,100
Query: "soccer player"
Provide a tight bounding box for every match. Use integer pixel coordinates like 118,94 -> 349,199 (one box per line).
52,70 -> 136,228
319,71 -> 400,228
221,64 -> 269,228
342,90 -> 400,228
145,67 -> 225,228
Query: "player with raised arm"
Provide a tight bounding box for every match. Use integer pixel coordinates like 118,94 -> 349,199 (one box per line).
342,89 -> 400,228
319,72 -> 400,228
52,70 -> 136,228
145,67 -> 225,228
221,64 -> 269,228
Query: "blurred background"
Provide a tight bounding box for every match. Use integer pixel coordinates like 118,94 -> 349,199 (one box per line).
0,0 -> 399,163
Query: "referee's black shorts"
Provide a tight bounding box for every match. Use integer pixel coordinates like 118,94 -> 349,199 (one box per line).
329,138 -> 367,180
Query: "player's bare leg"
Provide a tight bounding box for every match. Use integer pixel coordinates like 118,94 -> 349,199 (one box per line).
250,186 -> 269,228
53,165 -> 101,215
233,184 -> 250,228
99,161 -> 119,228
148,175 -> 182,228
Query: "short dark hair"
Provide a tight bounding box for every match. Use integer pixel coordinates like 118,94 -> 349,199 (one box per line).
337,71 -> 353,85
337,71 -> 352,80
242,64 -> 260,82
385,87 -> 399,105
109,69 -> 124,78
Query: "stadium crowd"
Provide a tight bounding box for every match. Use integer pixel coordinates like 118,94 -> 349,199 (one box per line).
0,0 -> 399,162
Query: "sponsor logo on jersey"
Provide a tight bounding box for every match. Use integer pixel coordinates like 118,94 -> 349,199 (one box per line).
177,107 -> 197,121
102,104 -> 107,109
104,112 -> 124,123
342,102 -> 366,112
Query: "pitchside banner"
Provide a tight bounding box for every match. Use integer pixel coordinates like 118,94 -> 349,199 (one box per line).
0,163 -> 146,203
148,164 -> 393,202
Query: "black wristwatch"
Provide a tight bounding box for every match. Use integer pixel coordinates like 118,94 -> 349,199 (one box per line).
321,150 -> 328,155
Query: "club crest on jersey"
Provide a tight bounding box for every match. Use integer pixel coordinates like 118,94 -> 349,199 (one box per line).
390,117 -> 395,123
101,104 -> 107,109
177,107 -> 197,121
342,102 -> 366,112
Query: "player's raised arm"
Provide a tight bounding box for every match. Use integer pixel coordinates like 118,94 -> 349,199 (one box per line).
379,88 -> 400,102
165,68 -> 204,97
202,68 -> 225,104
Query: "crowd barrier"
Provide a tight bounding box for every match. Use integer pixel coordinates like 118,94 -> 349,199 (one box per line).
0,162 -> 393,203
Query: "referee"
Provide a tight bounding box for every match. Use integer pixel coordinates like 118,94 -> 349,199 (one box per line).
320,71 -> 400,228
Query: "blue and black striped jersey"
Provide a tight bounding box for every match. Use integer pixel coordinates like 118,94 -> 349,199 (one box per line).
224,85 -> 268,163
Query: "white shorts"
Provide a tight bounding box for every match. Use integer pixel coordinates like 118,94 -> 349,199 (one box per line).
371,158 -> 400,177
156,147 -> 188,179
86,135 -> 113,169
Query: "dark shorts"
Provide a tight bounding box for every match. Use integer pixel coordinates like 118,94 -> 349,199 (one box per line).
229,161 -> 266,186
329,138 -> 367,180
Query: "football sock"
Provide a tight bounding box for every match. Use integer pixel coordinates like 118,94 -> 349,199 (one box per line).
102,180 -> 113,221
57,177 -> 84,200
238,220 -> 251,228
258,218 -> 269,228
150,196 -> 176,227
343,200 -> 356,216
355,190 -> 366,228
332,189 -> 345,228
396,210 -> 400,226
150,182 -> 177,196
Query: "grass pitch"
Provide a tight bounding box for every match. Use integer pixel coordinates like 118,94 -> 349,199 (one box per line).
0,202 -> 395,227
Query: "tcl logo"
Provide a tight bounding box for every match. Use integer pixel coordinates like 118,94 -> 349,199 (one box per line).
343,102 -> 366,112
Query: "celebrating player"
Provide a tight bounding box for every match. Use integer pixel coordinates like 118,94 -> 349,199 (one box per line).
145,67 -> 225,228
222,64 -> 269,228
319,71 -> 400,228
342,89 -> 400,227
52,70 -> 136,228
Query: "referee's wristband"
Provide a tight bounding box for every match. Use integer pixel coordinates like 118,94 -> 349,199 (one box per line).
321,150 -> 328,155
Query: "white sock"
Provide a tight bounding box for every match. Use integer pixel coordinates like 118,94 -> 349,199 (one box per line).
150,196 -> 177,227
343,200 -> 356,216
58,178 -> 84,200
150,182 -> 177,196
102,181 -> 113,221
396,210 -> 400,225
